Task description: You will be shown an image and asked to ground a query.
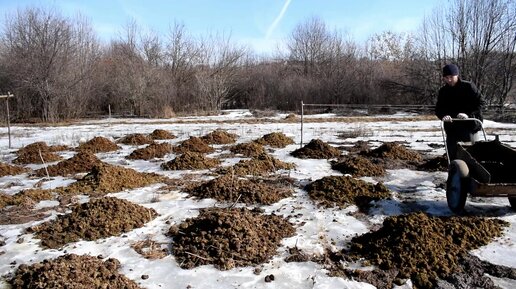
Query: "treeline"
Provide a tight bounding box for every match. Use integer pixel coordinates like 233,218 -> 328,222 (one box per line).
0,0 -> 515,122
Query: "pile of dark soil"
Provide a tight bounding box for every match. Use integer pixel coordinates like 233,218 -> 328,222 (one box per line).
154,174 -> 202,193
254,132 -> 295,148
219,153 -> 295,176
0,189 -> 52,209
34,151 -> 102,177
305,175 -> 390,209
186,175 -> 293,205
8,254 -> 142,289
29,197 -> 158,249
290,139 -> 341,159
331,155 -> 385,177
57,163 -> 164,197
0,194 -> 9,209
0,162 -> 28,177
343,140 -> 371,153
173,136 -> 215,154
362,142 -> 423,162
346,212 -> 510,289
76,136 -> 120,153
117,133 -> 155,145
16,142 -> 68,155
201,129 -> 238,144
13,142 -> 63,165
126,143 -> 173,160
229,142 -> 266,157
417,154 -> 448,172
168,207 -> 295,270
161,152 -> 220,170
149,129 -> 176,140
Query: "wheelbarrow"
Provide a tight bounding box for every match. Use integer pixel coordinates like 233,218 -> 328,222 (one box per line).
441,118 -> 516,214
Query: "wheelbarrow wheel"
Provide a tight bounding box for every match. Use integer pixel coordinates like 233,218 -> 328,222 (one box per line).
446,160 -> 470,214
509,197 -> 516,210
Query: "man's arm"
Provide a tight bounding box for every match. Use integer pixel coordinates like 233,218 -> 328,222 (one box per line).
435,89 -> 448,120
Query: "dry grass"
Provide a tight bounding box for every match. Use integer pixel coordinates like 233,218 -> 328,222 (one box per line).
131,238 -> 168,259
337,125 -> 372,139
8,114 -> 437,127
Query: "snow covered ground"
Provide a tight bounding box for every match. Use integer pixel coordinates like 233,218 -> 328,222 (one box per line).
0,110 -> 515,289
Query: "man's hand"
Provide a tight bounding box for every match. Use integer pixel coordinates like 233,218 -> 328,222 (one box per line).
442,115 -> 452,122
457,113 -> 468,119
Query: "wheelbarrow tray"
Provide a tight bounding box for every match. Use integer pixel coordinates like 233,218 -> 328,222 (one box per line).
456,139 -> 516,197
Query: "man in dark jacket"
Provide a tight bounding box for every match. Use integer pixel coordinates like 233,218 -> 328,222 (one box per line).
435,64 -> 485,159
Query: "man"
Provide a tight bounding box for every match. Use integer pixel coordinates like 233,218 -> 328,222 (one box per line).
435,64 -> 485,159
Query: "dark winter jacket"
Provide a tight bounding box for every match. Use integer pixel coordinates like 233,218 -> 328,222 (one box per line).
435,79 -> 484,122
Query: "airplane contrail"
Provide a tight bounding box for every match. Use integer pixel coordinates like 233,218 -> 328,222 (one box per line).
266,0 -> 292,39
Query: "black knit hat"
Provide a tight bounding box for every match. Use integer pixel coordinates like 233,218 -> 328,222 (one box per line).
442,64 -> 459,76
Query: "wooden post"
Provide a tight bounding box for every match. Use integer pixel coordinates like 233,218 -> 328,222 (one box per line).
300,101 -> 304,148
1,92 -> 14,148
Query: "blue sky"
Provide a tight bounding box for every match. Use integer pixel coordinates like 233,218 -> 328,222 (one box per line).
0,0 -> 441,54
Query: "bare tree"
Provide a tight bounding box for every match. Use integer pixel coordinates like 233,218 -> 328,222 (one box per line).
286,16 -> 340,76
60,14 -> 101,118
162,22 -> 200,113
195,32 -> 248,111
0,7 -> 100,121
366,31 -> 414,61
101,20 -> 173,117
417,0 -> 516,106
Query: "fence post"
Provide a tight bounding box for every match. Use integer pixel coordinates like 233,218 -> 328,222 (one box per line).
1,92 -> 14,148
300,101 -> 304,148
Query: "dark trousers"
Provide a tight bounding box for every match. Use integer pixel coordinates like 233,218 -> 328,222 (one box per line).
444,122 -> 480,160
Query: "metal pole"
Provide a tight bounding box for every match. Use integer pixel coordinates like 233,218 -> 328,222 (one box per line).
300,101 -> 304,148
6,95 -> 11,148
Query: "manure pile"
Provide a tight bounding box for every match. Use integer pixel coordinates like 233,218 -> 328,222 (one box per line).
343,140 -> 371,153
117,133 -> 154,145
254,132 -> 294,148
290,139 -> 341,159
305,175 -> 390,209
362,142 -> 423,162
168,207 -> 295,270
229,142 -> 266,157
344,212 -> 512,289
8,254 -> 142,289
186,175 -> 293,205
0,162 -> 28,177
201,129 -> 238,144
76,136 -> 120,153
219,153 -> 294,176
126,143 -> 173,160
173,136 -> 215,154
29,196 -> 158,249
0,189 -> 52,209
331,155 -> 385,177
149,129 -> 176,140
34,151 -> 102,177
161,152 -> 220,170
57,163 -> 164,196
13,142 -> 63,165
417,154 -> 448,172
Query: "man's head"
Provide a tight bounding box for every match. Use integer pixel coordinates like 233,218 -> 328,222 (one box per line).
442,64 -> 459,86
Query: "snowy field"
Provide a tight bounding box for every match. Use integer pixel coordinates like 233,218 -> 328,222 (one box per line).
0,110 -> 515,289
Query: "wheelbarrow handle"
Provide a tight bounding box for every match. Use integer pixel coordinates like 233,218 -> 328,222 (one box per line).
440,118 -> 487,164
